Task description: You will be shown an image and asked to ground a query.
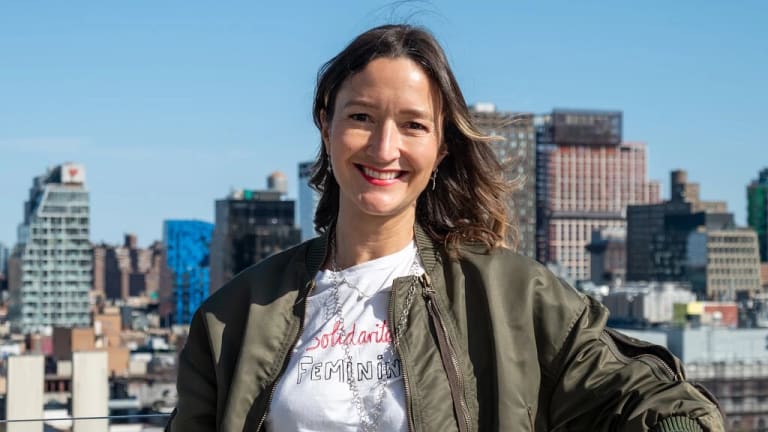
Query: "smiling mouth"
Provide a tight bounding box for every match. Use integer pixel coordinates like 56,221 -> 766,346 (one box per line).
356,164 -> 406,181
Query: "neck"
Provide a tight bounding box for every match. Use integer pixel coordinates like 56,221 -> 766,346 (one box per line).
332,209 -> 416,269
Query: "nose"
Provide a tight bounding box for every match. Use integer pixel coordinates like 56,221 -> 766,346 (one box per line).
367,120 -> 401,162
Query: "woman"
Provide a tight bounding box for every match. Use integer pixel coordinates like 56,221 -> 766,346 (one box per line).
168,24 -> 724,431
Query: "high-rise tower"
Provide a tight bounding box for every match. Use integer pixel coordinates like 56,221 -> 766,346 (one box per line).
8,163 -> 92,333
298,161 -> 319,241
536,110 -> 660,281
748,168 -> 768,262
471,104 -> 537,258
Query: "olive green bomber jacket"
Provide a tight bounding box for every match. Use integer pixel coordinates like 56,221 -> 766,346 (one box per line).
168,228 -> 725,431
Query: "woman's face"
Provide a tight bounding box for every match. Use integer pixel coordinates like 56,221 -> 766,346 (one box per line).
322,57 -> 444,225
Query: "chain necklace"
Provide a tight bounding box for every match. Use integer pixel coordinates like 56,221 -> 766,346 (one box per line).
329,242 -> 421,432
336,271 -> 373,301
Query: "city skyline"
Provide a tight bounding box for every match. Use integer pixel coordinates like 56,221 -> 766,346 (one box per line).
2,1 -> 766,247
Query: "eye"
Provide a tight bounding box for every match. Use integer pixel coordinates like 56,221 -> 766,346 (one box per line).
349,113 -> 370,122
406,121 -> 428,131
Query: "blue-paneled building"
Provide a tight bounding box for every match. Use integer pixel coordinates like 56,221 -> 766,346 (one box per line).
164,220 -> 214,325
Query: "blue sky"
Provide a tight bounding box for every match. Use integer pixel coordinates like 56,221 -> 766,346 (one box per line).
1,1 -> 766,247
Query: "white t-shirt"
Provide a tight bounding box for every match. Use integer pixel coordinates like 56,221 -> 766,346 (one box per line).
266,242 -> 422,432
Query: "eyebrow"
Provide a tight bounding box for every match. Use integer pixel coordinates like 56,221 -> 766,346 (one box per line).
343,99 -> 434,121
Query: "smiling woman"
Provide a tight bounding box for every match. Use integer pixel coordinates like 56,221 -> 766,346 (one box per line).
167,24 -> 725,432
321,56 -> 444,240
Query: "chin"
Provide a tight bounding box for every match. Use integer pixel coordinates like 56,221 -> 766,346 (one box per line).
355,202 -> 411,219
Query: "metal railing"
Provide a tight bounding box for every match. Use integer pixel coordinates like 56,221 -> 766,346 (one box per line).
0,413 -> 172,431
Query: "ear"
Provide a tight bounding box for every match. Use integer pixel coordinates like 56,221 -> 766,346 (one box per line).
320,109 -> 330,154
435,146 -> 448,169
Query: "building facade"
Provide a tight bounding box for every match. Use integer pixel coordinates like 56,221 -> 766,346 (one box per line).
0,241 -> 8,291
748,168 -> 768,262
601,281 -> 697,327
8,163 -> 92,333
627,170 -> 739,298
687,228 -> 762,300
535,109 -> 660,281
209,189 -> 301,292
471,104 -> 537,258
585,226 -> 627,285
687,361 -> 768,432
92,234 -> 166,301
298,161 -> 319,241
163,220 -> 214,325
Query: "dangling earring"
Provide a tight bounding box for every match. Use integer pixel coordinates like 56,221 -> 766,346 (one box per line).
430,168 -> 438,191
327,157 -> 333,174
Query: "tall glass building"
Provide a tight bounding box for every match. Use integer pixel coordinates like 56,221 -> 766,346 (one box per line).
0,241 -> 8,276
470,104 -> 537,259
209,189 -> 301,292
747,168 -> 768,262
163,220 -> 214,325
9,163 -> 92,334
298,161 -> 319,241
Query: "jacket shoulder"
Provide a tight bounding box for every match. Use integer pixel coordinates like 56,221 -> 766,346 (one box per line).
456,245 -> 573,290
198,238 -> 319,315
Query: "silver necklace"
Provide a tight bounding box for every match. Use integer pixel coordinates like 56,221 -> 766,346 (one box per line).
329,243 -> 421,432
336,271 -> 372,301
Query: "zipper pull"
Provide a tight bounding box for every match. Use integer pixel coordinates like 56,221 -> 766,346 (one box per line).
419,272 -> 435,297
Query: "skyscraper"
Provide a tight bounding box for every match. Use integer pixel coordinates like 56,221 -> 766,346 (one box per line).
0,241 -> 8,275
209,188 -> 301,292
535,110 -> 660,281
471,104 -> 537,258
0,241 -> 8,291
298,161 -> 319,241
8,163 -> 92,334
163,220 -> 214,325
747,168 -> 768,262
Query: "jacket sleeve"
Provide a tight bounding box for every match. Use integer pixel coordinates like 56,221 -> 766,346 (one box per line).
540,280 -> 725,432
166,309 -> 218,432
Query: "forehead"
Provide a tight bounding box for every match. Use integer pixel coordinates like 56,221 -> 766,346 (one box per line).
334,57 -> 441,115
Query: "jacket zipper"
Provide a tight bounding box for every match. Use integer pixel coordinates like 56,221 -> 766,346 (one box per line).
603,331 -> 680,382
390,276 -> 416,432
255,279 -> 316,431
420,272 -> 472,432
639,354 -> 679,381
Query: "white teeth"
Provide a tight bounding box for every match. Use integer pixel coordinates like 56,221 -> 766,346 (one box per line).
362,166 -> 399,180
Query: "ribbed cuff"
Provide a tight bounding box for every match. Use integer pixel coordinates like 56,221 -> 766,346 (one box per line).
653,416 -> 705,432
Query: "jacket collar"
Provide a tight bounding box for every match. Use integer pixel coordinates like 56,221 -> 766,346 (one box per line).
305,223 -> 440,277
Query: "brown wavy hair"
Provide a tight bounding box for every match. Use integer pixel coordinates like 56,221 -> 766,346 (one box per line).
310,24 -> 513,253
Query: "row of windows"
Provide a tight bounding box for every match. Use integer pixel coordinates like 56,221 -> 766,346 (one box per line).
22,302 -> 89,310
24,249 -> 90,257
22,291 -> 89,299
709,247 -> 757,254
35,215 -> 89,224
709,278 -> 759,287
23,255 -> 91,263
22,313 -> 89,321
710,258 -> 760,266
46,191 -> 88,202
29,239 -> 90,247
31,228 -> 89,236
711,236 -> 756,244
709,267 -> 758,276
22,273 -> 91,282
23,262 -> 91,271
